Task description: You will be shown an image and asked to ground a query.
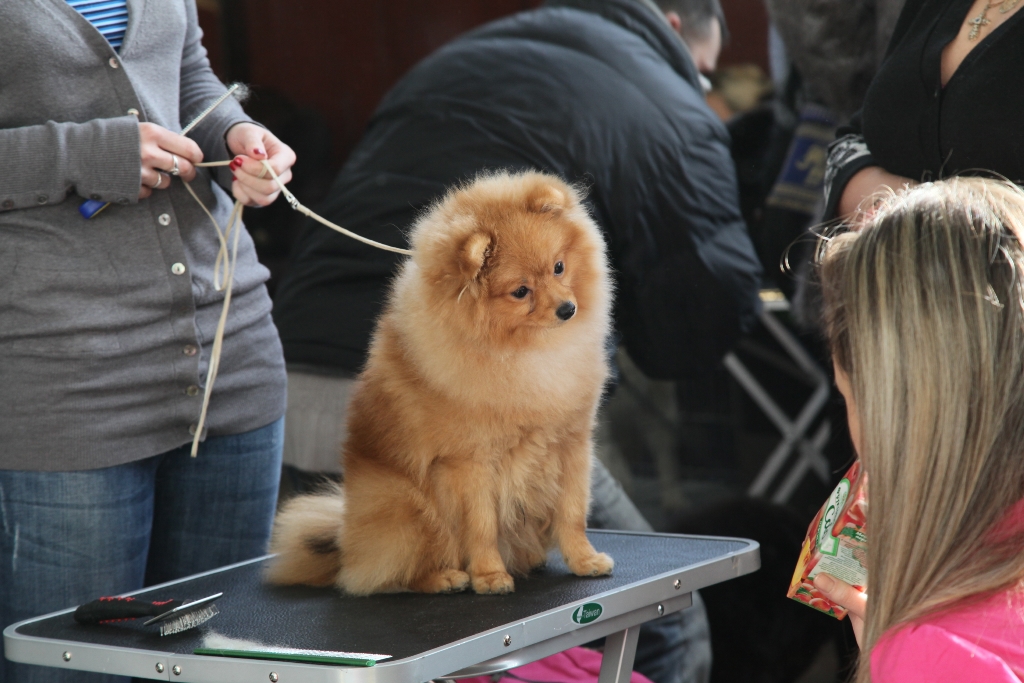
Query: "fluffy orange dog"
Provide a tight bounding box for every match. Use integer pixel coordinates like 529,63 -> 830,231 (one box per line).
267,171 -> 614,595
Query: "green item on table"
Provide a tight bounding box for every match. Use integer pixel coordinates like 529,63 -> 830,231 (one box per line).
193,646 -> 389,667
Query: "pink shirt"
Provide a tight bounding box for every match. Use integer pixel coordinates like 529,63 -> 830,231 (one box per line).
871,585 -> 1024,682
459,646 -> 653,683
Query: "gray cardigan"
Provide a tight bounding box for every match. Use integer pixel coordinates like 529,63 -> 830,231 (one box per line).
0,0 -> 286,470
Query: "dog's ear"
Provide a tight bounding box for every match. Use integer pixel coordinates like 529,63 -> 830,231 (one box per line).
459,231 -> 492,281
526,181 -> 571,215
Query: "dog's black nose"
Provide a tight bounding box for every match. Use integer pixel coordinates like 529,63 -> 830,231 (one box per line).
556,301 -> 576,321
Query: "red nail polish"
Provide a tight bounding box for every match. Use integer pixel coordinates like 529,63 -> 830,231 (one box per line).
253,148 -> 265,157
232,174 -> 237,181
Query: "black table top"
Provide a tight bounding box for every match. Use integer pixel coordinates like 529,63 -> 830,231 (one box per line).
12,532 -> 752,662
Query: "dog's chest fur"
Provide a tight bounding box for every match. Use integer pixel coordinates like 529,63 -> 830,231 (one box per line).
487,426 -> 569,571
495,427 -> 562,521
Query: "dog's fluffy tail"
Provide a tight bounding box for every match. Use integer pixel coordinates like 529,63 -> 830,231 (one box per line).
265,484 -> 345,587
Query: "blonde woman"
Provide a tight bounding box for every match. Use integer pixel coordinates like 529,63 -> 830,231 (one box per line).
810,177 -> 1024,682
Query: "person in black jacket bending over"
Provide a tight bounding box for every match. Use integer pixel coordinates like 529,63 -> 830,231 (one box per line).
273,2 -> 761,682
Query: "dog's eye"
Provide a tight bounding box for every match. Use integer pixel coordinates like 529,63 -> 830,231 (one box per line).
554,261 -> 564,275
512,286 -> 530,299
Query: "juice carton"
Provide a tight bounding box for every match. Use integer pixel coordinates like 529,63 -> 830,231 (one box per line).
787,461 -> 867,619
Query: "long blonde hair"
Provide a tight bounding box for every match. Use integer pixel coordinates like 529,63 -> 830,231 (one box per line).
818,177 -> 1024,682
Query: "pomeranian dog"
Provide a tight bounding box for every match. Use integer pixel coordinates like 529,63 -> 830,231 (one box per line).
266,171 -> 614,595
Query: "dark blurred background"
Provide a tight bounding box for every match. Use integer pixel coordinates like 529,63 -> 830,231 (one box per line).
196,0 -> 768,165
194,0 -> 771,293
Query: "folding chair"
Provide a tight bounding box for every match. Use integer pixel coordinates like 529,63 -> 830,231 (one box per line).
723,290 -> 832,503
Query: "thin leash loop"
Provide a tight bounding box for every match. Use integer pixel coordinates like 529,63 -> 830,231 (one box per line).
184,159 -> 410,456
183,167 -> 247,456
181,179 -> 230,290
196,159 -> 413,256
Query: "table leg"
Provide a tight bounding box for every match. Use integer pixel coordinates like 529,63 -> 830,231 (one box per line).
598,626 -> 640,683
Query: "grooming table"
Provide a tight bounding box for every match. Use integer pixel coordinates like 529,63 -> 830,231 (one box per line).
5,530 -> 759,683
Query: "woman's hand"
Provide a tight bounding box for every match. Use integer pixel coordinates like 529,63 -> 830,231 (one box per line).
225,123 -> 296,207
838,165 -> 916,226
814,573 -> 867,646
138,122 -> 203,199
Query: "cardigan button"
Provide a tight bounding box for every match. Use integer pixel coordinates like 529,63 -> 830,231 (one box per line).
108,57 -> 119,69
36,195 -> 48,205
2,199 -> 13,210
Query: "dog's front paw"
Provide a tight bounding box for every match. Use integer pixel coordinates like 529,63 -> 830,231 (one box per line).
413,569 -> 471,594
567,552 -> 614,577
472,571 -> 515,594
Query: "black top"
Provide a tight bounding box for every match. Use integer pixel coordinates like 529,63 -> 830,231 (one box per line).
824,0 -> 1024,217
271,0 -> 762,380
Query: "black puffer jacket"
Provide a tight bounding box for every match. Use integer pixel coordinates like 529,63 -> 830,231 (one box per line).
272,0 -> 761,380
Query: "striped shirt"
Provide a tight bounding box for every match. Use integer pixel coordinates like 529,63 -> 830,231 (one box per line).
67,0 -> 128,50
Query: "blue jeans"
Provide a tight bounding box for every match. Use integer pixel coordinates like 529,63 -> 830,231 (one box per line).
0,418 -> 283,683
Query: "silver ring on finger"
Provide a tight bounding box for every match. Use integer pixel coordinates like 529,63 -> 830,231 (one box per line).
170,154 -> 180,177
152,172 -> 169,189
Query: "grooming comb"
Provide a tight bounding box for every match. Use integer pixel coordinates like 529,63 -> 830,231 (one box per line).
74,592 -> 223,636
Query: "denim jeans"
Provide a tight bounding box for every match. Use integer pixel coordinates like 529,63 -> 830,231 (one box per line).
0,418 -> 283,683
